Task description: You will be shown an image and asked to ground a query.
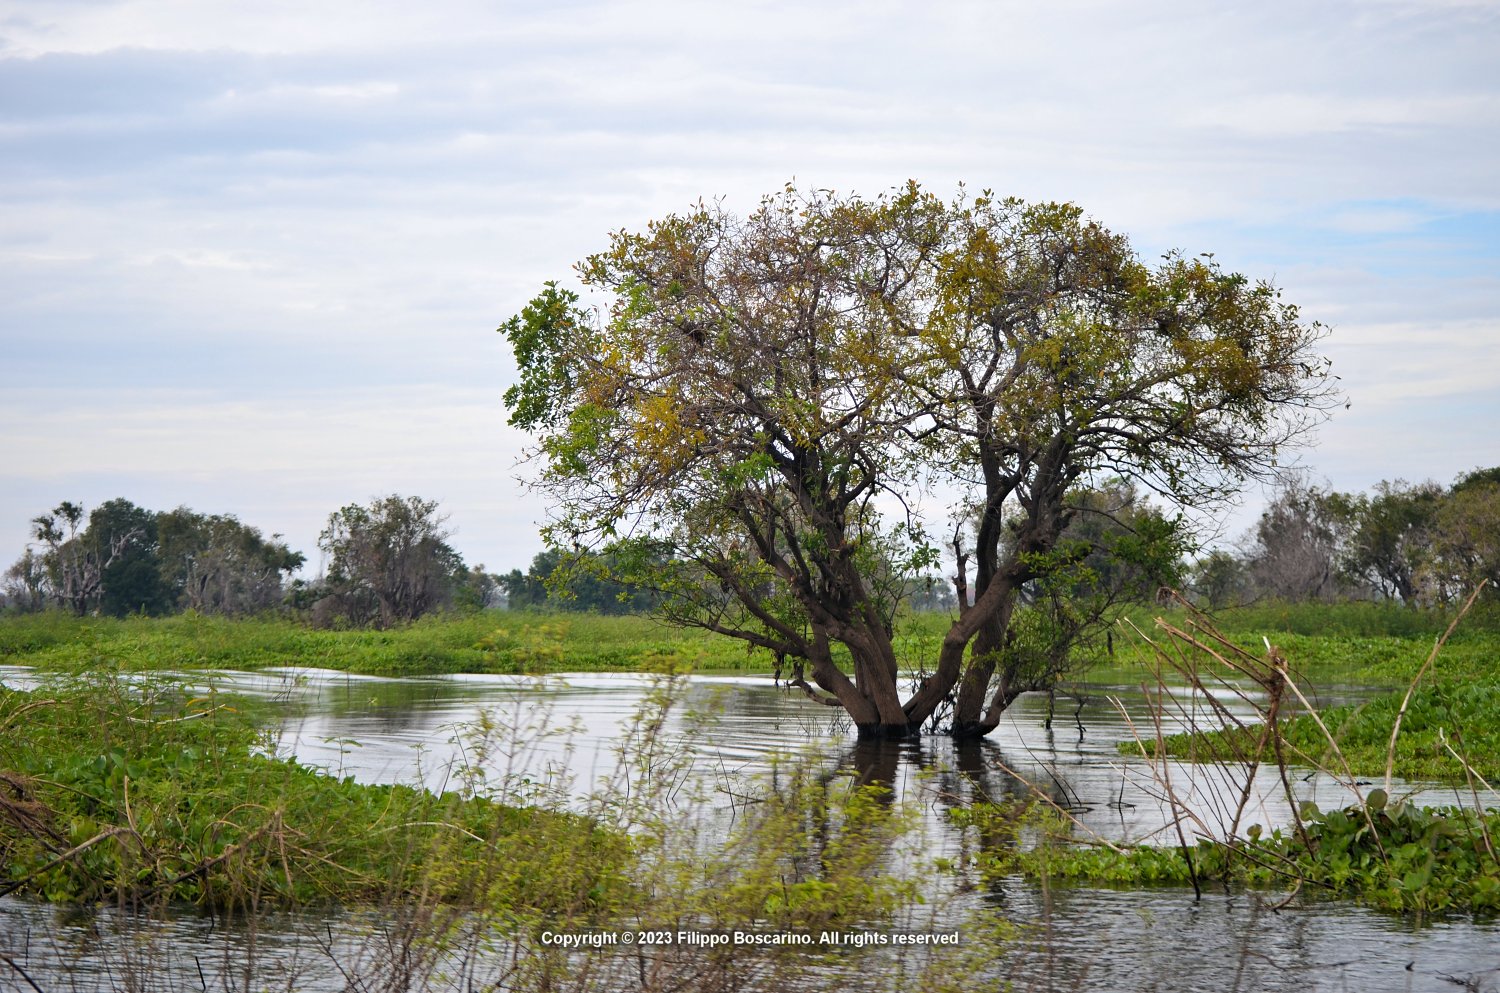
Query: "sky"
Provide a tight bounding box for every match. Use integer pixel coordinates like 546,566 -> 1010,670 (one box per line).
2,0 -> 1497,576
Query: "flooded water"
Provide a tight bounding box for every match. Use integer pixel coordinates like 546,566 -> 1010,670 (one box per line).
2,666 -> 1498,992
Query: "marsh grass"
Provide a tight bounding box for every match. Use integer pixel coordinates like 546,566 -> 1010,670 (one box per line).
0,674 -> 629,914
956,599 -> 1500,915
0,611 -> 770,677
0,668 -> 1006,991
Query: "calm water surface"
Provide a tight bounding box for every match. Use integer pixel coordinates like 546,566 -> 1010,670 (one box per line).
2,667 -> 1497,992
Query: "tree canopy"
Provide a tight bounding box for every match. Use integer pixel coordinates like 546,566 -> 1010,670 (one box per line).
1197,469 -> 1500,609
502,183 -> 1337,738
317,495 -> 478,627
13,499 -> 302,618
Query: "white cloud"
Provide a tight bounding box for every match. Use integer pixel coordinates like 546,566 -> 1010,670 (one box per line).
1,0 -> 1497,570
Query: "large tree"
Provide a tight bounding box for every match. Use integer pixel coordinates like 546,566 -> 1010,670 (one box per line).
317,495 -> 467,627
156,508 -> 305,616
27,499 -> 167,617
502,184 -> 1335,738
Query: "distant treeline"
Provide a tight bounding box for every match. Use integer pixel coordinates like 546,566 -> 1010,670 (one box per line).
6,467 -> 1496,626
2,495 -> 499,627
1191,467 -> 1500,608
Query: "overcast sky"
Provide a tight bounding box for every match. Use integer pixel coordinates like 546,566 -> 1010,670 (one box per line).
2,0 -> 1497,575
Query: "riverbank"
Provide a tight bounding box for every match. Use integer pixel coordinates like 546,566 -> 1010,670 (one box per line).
5,602 -> 1496,679
0,610 -> 764,676
0,673 -> 629,915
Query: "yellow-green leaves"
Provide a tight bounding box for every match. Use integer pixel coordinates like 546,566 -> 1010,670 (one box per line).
499,182 -> 1336,739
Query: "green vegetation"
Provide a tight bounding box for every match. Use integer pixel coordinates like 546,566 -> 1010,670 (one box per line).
958,794 -> 1500,914
988,599 -> 1500,916
0,609 -> 772,676
1116,599 -> 1500,785
0,673 -> 627,914
1128,597 -> 1500,643
0,671 -> 999,988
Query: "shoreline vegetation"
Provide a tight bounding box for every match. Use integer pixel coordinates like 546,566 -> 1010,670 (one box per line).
0,673 -> 631,911
1,599 -> 1497,930
978,594 -> 1500,915
3,600 -> 1496,678
3,602 -> 1499,789
0,669 -> 998,990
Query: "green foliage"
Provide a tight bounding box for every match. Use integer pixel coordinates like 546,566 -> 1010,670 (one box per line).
317,495 -> 471,627
500,281 -> 594,431
88,498 -> 172,617
966,797 -> 1500,914
500,544 -> 661,614
155,506 -> 304,615
0,610 -> 771,676
502,182 -> 1334,737
0,675 -> 628,912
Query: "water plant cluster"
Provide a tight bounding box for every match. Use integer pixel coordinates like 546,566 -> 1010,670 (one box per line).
0,672 -> 628,913
954,595 -> 1500,917
961,791 -> 1500,914
0,668 -> 997,990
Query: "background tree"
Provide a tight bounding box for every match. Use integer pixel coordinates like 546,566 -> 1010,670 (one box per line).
89,499 -> 172,617
156,508 -> 305,615
1189,549 -> 1247,609
1242,475 -> 1354,603
317,495 -> 466,627
15,499 -> 302,616
504,184 -> 1335,738
26,499 -> 167,616
28,501 -> 104,615
1430,470 -> 1500,603
450,563 -> 504,612
498,560 -> 550,611
976,480 -> 1188,722
2,548 -> 50,612
501,546 -> 662,614
1341,479 -> 1441,604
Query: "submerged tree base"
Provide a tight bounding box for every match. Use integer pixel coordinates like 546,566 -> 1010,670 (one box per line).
854,721 -> 921,740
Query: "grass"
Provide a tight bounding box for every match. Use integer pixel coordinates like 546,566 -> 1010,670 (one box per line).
0,672 -> 629,916
1118,600 -> 1500,685
0,609 -> 773,676
0,669 -> 1002,990
959,795 -> 1500,914
5,600 -> 1494,680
